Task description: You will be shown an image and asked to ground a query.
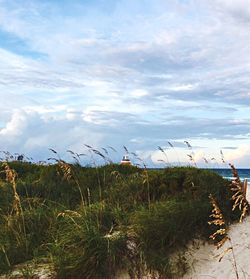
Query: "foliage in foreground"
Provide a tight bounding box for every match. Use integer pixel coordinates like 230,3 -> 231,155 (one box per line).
0,162 -> 234,278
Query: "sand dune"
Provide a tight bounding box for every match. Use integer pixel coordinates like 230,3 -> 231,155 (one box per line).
183,187 -> 250,279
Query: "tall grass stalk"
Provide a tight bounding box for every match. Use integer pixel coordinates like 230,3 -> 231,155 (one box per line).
142,166 -> 151,209
208,164 -> 249,279
157,146 -> 170,167
57,160 -> 86,208
168,141 -> 181,166
1,162 -> 28,253
1,245 -> 10,267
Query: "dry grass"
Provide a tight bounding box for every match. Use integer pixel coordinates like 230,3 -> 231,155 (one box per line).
208,194 -> 239,278
208,164 -> 250,279
208,194 -> 229,249
229,164 -> 249,222
0,162 -> 28,256
2,163 -> 20,215
48,149 -> 87,208
184,141 -> 197,167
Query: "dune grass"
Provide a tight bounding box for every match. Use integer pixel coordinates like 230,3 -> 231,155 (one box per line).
0,161 -> 236,278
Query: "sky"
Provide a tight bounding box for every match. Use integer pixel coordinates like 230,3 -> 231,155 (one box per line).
0,0 -> 250,167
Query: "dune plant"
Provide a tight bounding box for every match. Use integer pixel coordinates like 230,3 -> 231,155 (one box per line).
0,152 -> 237,278
208,194 -> 239,279
184,141 -> 197,167
50,205 -> 129,279
208,164 -> 249,279
229,164 -> 249,222
1,162 -> 28,250
157,146 -> 170,167
48,149 -> 86,208
167,141 -> 181,166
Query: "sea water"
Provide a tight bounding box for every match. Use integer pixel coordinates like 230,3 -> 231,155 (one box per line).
210,168 -> 250,183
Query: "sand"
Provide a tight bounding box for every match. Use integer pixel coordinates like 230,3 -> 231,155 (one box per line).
183,187 -> 250,279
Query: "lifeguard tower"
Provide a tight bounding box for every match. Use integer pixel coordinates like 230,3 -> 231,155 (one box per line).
120,154 -> 132,165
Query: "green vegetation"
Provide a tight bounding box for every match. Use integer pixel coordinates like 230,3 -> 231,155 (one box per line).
0,161 -> 234,278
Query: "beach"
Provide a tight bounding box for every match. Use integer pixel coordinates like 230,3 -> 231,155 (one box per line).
183,183 -> 250,279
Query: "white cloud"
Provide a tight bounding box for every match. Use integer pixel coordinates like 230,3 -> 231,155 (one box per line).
0,1 -> 250,165
215,0 -> 250,22
224,144 -> 250,163
0,110 -> 27,136
0,109 -> 104,159
169,84 -> 197,92
130,89 -> 148,98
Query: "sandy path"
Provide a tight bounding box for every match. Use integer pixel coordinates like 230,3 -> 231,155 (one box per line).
183,187 -> 250,279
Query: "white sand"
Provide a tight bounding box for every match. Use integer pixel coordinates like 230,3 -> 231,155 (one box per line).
183,187 -> 250,279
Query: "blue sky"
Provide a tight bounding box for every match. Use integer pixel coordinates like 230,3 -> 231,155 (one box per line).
0,0 -> 250,167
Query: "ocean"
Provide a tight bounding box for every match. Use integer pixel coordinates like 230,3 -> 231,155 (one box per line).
210,168 -> 250,182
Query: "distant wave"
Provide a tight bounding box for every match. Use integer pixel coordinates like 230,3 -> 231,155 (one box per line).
223,176 -> 250,185
211,169 -> 250,182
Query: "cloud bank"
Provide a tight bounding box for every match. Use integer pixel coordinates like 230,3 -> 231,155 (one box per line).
0,0 -> 250,166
